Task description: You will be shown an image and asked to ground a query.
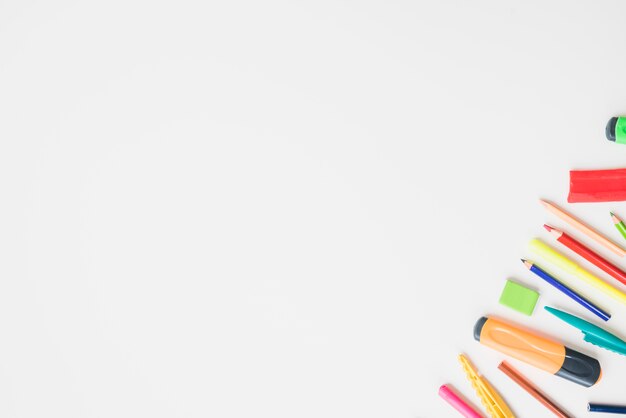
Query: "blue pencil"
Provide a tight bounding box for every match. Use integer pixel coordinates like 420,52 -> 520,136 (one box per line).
588,403 -> 626,414
521,259 -> 611,322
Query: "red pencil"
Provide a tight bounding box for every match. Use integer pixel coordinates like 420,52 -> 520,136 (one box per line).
544,225 -> 626,287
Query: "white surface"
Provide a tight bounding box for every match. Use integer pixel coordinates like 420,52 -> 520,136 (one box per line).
2,1 -> 626,417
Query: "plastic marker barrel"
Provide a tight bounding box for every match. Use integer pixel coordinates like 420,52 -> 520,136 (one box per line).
439,385 -> 484,418
474,316 -> 601,387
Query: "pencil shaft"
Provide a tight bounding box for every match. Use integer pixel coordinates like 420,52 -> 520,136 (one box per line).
529,264 -> 610,321
542,200 -> 626,256
588,403 -> 626,414
499,362 -> 571,418
556,231 -> 626,286
528,239 -> 626,305
616,221 -> 626,241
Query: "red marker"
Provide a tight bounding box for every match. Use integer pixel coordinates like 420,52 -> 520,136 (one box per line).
544,225 -> 626,287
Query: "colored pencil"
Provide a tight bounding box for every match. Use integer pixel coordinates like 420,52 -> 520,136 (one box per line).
588,403 -> 626,414
522,259 -> 610,321
498,361 -> 572,418
539,200 -> 626,257
545,225 -> 626,286
611,212 -> 626,241
528,238 -> 626,305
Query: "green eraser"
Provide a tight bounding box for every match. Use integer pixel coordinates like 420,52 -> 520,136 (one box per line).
499,280 -> 539,316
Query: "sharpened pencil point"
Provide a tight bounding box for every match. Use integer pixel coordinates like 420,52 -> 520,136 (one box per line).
611,212 -> 621,224
539,199 -> 626,256
543,224 -> 554,232
520,258 -> 526,263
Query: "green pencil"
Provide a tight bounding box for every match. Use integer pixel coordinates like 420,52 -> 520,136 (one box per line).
610,212 -> 626,241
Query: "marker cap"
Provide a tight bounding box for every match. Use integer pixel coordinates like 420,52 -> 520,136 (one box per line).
606,117 -> 618,142
606,116 -> 626,144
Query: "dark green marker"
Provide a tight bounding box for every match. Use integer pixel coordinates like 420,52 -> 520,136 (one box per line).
606,116 -> 626,144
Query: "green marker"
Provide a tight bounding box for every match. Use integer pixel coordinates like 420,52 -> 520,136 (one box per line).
610,212 -> 626,241
545,306 -> 626,356
606,116 -> 626,144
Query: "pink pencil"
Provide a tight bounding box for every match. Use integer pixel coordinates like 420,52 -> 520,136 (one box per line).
439,384 -> 484,418
540,200 -> 626,257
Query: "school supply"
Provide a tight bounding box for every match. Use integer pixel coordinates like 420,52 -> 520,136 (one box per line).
606,116 -> 626,144
528,238 -> 626,304
522,259 -> 610,321
569,168 -> 626,203
544,224 -> 626,286
439,384 -> 485,418
474,316 -> 601,387
610,212 -> 626,241
588,403 -> 626,414
544,306 -> 626,356
498,280 -> 539,316
498,361 -> 571,418
539,200 -> 626,256
458,354 -> 514,418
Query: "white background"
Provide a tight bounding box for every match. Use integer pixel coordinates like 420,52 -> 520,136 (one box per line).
2,1 -> 626,417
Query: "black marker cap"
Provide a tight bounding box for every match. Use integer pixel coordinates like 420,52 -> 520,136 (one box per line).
555,347 -> 602,387
606,117 -> 618,142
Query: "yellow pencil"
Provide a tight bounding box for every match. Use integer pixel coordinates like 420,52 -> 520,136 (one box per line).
539,200 -> 626,257
529,238 -> 626,305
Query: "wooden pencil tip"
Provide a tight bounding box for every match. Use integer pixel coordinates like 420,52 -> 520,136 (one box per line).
543,224 -> 554,232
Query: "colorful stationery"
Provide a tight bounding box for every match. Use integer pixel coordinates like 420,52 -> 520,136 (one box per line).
437,113 -> 626,416
474,316 -> 601,387
588,403 -> 626,414
521,259 -> 610,321
569,168 -> 626,203
458,354 -> 514,418
610,212 -> 626,241
528,238 -> 626,304
439,384 -> 485,418
540,200 -> 626,257
545,224 -> 626,286
498,361 -> 571,418
544,306 -> 626,356
498,280 -> 539,316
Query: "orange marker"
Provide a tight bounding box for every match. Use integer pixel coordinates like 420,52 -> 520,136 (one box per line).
474,317 -> 601,387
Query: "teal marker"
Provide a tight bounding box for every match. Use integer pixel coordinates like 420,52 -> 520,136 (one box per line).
545,306 -> 626,356
606,116 -> 626,144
